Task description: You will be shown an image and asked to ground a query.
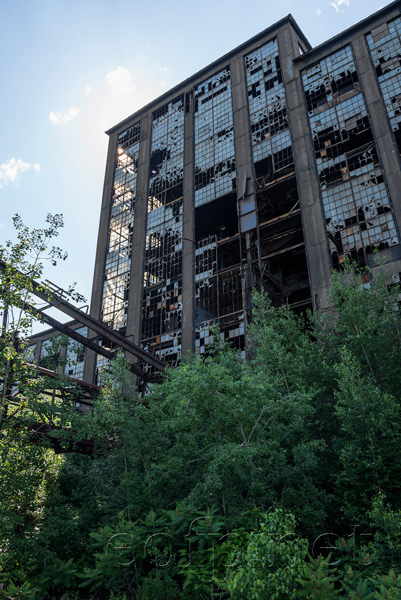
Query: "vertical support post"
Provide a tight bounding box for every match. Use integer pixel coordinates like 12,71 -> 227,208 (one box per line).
230,54 -> 258,329
126,114 -> 151,349
84,135 -> 118,383
182,93 -> 195,356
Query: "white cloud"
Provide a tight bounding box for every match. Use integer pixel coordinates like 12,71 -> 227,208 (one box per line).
49,106 -> 80,125
159,66 -> 169,73
85,85 -> 92,96
104,66 -> 135,97
161,80 -> 167,86
329,0 -> 350,12
317,8 -> 323,16
0,158 -> 40,188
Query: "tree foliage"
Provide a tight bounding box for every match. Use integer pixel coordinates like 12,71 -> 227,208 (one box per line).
1,218 -> 401,598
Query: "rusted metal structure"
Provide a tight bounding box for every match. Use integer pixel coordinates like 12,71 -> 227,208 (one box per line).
0,259 -> 165,382
0,259 -> 167,451
4,364 -> 99,455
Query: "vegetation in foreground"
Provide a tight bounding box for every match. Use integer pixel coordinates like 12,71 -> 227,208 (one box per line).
1,215 -> 401,599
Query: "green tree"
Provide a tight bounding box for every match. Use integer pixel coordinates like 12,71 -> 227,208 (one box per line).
226,508 -> 308,600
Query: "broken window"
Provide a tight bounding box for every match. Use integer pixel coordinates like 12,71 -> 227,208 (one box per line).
194,67 -> 236,207
148,96 -> 184,211
141,281 -> 182,367
303,46 -> 360,116
101,122 -> 140,331
65,327 -> 88,379
195,239 -> 244,356
302,47 -> 399,266
245,38 -> 293,184
256,175 -> 311,310
141,96 -> 185,368
366,17 -> 401,154
191,67 -> 243,354
194,211 -> 243,354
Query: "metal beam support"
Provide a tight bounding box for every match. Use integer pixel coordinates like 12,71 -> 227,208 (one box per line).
0,260 -> 165,372
20,299 -> 147,379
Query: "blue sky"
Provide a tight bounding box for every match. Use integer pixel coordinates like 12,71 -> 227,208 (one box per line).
0,0 -> 394,319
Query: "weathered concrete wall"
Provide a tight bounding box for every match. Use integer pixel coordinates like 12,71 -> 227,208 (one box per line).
84,134 -> 117,382
126,115 -> 151,349
181,98 -> 195,356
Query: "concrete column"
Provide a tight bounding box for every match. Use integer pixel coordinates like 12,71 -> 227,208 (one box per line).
126,114 -> 151,348
278,26 -> 333,310
230,55 -> 254,181
181,98 -> 195,356
230,54 -> 257,326
83,134 -> 117,382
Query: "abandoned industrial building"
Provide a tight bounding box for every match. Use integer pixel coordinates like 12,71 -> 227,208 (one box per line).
29,1 -> 401,384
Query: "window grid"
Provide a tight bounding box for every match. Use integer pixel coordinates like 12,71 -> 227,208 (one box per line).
141,96 -> 185,366
302,46 -> 399,265
245,39 -> 293,174
194,67 -> 237,208
101,122 -> 140,330
367,17 -> 401,146
65,327 -> 88,380
195,235 -> 244,355
148,95 -> 184,212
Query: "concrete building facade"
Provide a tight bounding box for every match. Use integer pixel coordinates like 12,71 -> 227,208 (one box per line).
84,1 -> 401,382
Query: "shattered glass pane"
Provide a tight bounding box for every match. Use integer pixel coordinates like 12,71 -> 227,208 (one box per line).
194,234 -> 244,355
302,46 -> 399,266
194,66 -> 237,207
366,17 -> 401,153
101,122 -> 140,330
142,96 -> 184,367
245,38 -> 293,180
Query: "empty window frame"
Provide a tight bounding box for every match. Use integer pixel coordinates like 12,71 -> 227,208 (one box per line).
245,38 -> 293,178
302,46 -> 399,265
195,236 -> 244,355
101,122 -> 141,330
194,66 -> 237,207
141,281 -> 182,368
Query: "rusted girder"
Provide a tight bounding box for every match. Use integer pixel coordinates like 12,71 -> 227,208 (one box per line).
0,259 -> 165,373
21,297 -> 148,379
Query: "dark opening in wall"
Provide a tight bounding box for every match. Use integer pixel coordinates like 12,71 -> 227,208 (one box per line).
313,115 -> 374,159
195,192 -> 238,241
259,229 -> 310,310
150,148 -> 167,173
254,147 -> 294,186
254,156 -> 273,183
394,128 -> 401,155
257,175 -> 299,223
253,174 -> 311,310
218,238 -> 241,270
